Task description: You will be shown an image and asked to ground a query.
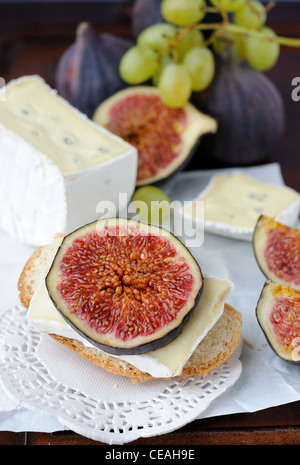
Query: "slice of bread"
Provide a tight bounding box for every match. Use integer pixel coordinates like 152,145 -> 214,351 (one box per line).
18,236 -> 242,383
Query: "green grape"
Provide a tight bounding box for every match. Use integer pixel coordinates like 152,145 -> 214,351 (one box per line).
131,186 -> 171,225
212,31 -> 246,60
245,27 -> 279,71
152,53 -> 173,86
158,63 -> 192,108
183,47 -> 215,91
234,1 -> 266,29
176,29 -> 205,61
119,45 -> 159,84
137,23 -> 178,51
161,0 -> 206,27
210,0 -> 245,12
232,33 -> 246,60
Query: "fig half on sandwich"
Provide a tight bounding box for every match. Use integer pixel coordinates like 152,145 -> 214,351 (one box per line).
46,218 -> 204,355
18,218 -> 242,383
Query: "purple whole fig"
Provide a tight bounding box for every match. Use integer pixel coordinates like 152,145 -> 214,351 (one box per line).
131,0 -> 165,38
55,22 -> 134,118
192,57 -> 285,165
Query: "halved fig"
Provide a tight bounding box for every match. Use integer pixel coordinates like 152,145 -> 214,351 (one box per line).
46,218 -> 203,355
256,281 -> 300,364
253,215 -> 300,290
93,86 -> 217,186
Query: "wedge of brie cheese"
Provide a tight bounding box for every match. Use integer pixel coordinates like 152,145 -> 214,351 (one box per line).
27,276 -> 233,378
0,75 -> 137,246
182,171 -> 300,241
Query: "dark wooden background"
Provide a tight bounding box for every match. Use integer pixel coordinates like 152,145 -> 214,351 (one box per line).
0,0 -> 299,445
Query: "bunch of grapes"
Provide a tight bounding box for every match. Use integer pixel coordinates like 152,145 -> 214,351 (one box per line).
120,0 -> 300,109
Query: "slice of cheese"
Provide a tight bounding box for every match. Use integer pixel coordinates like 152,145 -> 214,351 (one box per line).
27,276 -> 233,378
182,171 -> 300,241
0,75 -> 137,246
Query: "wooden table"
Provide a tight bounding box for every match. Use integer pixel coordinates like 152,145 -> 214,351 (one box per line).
0,0 -> 299,446
0,400 -> 299,445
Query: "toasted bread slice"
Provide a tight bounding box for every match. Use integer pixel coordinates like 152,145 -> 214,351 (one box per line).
18,233 -> 65,309
18,236 -> 242,383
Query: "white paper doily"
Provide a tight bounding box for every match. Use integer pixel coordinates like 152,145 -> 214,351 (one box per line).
0,300 -> 242,444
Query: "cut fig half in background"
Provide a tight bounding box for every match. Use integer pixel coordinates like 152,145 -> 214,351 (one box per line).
93,86 -> 217,186
256,281 -> 300,364
46,218 -> 204,356
253,215 -> 300,290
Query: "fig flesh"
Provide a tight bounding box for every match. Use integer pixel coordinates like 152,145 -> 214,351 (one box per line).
93,86 -> 217,186
46,218 -> 203,355
256,281 -> 300,364
253,215 -> 300,290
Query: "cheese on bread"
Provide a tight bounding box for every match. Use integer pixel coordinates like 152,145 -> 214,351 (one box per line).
18,235 -> 242,383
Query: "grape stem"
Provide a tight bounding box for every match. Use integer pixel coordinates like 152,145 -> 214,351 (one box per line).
195,0 -> 300,48
225,24 -> 300,47
194,22 -> 300,48
156,1 -> 300,65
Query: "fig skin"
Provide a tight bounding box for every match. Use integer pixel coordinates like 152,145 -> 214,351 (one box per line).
256,281 -> 300,365
46,218 -> 204,356
131,0 -> 165,38
55,22 -> 134,118
192,58 -> 285,165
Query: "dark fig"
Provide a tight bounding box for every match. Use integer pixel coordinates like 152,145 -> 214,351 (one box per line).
131,0 -> 165,38
55,22 -> 134,118
253,215 -> 300,291
93,86 -> 217,186
192,58 -> 285,165
256,281 -> 300,364
46,218 -> 204,356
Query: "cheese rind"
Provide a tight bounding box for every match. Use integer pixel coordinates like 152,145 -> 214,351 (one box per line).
0,76 -> 137,246
0,125 -> 67,245
27,276 -> 233,378
182,171 -> 300,241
